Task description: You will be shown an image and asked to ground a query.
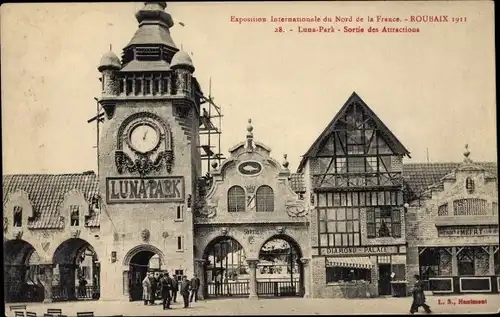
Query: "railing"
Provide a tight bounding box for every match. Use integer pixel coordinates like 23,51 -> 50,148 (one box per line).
52,285 -> 100,301
4,284 -> 44,303
257,280 -> 301,297
206,281 -> 249,297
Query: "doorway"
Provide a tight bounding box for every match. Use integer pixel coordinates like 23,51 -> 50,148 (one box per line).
378,264 -> 392,296
128,251 -> 159,301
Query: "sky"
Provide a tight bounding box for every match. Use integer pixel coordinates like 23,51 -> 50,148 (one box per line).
1,1 -> 497,175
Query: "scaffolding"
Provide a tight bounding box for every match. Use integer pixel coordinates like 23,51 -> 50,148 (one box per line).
197,77 -> 226,175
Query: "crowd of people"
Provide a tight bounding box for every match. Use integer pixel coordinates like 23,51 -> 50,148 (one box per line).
142,272 -> 200,310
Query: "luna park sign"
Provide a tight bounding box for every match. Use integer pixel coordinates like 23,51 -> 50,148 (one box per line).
106,176 -> 185,204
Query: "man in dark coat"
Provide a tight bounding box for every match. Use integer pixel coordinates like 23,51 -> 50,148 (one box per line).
410,274 -> 432,314
171,274 -> 179,303
180,275 -> 191,308
149,273 -> 158,305
159,273 -> 173,310
190,274 -> 200,302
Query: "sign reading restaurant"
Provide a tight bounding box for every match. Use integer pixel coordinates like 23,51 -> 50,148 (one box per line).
106,176 -> 185,204
324,245 -> 398,255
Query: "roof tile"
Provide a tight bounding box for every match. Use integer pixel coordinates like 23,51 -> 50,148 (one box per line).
2,172 -> 100,229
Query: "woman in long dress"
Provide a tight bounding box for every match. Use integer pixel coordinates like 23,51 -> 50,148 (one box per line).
142,274 -> 152,305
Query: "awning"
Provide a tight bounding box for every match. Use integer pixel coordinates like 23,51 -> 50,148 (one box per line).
326,257 -> 374,269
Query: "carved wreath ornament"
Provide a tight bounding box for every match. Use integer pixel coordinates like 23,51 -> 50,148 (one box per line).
115,150 -> 174,176
285,200 -> 309,217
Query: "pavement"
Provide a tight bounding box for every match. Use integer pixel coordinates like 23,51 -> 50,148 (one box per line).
5,294 -> 500,316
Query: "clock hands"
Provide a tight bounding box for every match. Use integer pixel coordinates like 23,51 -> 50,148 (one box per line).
143,130 -> 148,140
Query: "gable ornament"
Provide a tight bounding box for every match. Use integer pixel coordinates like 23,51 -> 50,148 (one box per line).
285,200 -> 309,217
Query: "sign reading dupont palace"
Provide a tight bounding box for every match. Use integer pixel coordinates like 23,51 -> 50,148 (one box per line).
106,177 -> 185,204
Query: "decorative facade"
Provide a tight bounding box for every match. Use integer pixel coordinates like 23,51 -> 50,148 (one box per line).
2,2 -> 499,305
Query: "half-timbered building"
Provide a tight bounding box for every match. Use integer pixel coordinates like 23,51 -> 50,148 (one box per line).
297,92 -> 411,298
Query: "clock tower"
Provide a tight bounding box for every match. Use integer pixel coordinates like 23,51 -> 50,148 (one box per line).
96,2 -> 201,301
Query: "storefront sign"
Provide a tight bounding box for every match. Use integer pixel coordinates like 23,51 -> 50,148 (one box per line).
438,226 -> 498,237
324,246 -> 398,255
106,176 -> 185,204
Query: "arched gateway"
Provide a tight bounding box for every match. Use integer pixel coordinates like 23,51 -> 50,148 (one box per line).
52,238 -> 100,301
257,234 -> 304,297
4,239 -> 44,303
203,236 -> 248,298
123,245 -> 165,301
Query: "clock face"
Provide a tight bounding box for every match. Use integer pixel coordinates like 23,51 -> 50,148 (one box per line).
129,124 -> 160,153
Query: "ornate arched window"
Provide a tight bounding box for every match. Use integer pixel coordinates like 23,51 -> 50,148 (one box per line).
256,185 -> 274,212
228,186 -> 246,212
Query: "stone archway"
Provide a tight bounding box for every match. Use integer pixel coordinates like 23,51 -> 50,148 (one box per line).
4,239 -> 44,303
257,234 -> 304,297
52,238 -> 100,301
202,236 -> 248,298
123,244 -> 165,302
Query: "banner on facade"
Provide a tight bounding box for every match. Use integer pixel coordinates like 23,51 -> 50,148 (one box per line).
437,225 -> 498,237
323,245 -> 398,255
106,176 -> 185,204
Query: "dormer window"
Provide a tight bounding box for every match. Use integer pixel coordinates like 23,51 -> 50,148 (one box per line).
70,205 -> 80,226
13,206 -> 22,227
466,177 -> 475,193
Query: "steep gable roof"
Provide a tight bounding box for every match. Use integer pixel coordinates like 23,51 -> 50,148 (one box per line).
403,162 -> 498,202
2,172 -> 100,229
297,92 -> 410,172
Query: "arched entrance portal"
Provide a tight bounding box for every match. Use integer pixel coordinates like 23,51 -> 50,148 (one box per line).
4,239 -> 44,303
203,236 -> 249,298
125,246 -> 164,301
52,238 -> 100,301
257,235 -> 303,297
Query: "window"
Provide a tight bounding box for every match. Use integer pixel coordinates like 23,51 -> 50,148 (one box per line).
13,206 -> 22,227
70,205 -> 80,226
326,267 -> 371,283
144,78 -> 151,94
492,202 -> 498,215
453,198 -> 487,216
391,264 -> 406,281
256,185 -> 274,212
366,206 -> 401,238
465,177 -> 475,193
438,203 -> 449,216
228,186 -> 245,212
175,269 -> 184,281
176,236 -> 184,252
495,249 -> 500,275
458,248 -> 476,276
134,78 -> 142,95
153,78 -> 160,95
175,205 -> 184,221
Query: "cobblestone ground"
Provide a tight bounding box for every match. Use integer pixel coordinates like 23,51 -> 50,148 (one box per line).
5,294 -> 499,316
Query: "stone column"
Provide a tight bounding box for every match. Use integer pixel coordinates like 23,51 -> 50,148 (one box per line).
40,264 -> 53,303
247,259 -> 259,299
194,259 -> 206,300
451,247 -> 458,276
488,246 -> 495,275
300,258 -> 311,298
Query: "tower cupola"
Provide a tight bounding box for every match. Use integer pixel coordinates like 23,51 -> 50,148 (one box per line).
121,2 -> 178,67
171,50 -> 195,73
98,51 -> 121,72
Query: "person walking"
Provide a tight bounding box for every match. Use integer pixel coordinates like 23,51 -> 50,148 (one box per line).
214,272 -> 222,296
171,274 -> 179,303
410,274 -> 432,314
180,276 -> 191,308
142,273 -> 152,306
190,274 -> 200,302
150,273 -> 158,305
159,273 -> 173,310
